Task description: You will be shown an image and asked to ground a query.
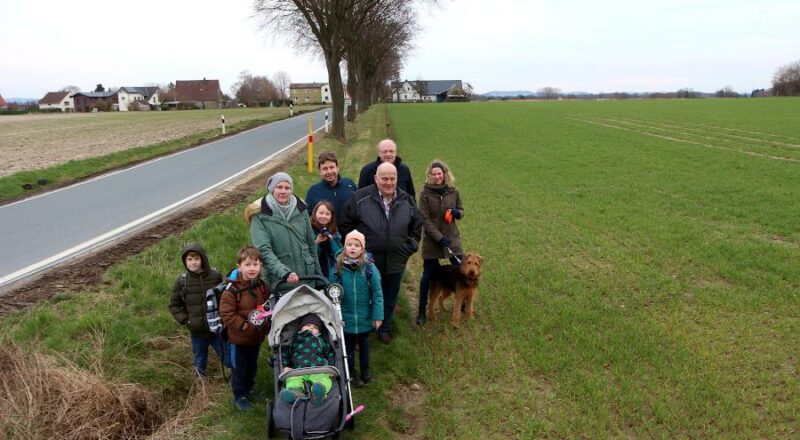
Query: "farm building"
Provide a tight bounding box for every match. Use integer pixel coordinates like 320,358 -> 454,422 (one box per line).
175,79 -> 222,109
38,91 -> 74,112
72,91 -> 119,112
391,80 -> 464,102
0,93 -> 6,109
117,86 -> 160,111
290,82 -> 333,105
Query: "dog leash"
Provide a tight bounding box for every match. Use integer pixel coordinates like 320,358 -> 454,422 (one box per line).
445,247 -> 462,264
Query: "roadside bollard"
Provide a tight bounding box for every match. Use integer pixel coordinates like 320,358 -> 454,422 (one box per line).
221,114 -> 225,134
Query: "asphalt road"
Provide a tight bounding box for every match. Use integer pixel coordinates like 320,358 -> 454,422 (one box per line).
0,109 -> 330,287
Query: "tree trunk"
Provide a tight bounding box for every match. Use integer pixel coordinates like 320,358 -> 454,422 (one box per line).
325,52 -> 346,141
346,61 -> 358,122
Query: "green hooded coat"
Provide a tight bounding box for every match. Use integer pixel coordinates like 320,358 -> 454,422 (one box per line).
249,195 -> 321,294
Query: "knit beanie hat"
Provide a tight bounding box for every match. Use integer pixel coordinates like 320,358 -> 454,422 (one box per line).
299,313 -> 324,331
266,172 -> 293,193
344,229 -> 366,249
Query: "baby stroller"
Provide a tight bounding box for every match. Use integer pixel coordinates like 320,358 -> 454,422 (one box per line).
265,276 -> 363,439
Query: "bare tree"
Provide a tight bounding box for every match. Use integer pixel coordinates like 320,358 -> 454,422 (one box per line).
60,85 -> 81,94
232,70 -> 280,107
253,0 -> 351,140
772,60 -> 800,96
272,71 -> 292,100
715,86 -> 738,98
537,87 -> 561,100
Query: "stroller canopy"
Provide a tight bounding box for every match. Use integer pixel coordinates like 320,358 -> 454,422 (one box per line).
268,284 -> 342,348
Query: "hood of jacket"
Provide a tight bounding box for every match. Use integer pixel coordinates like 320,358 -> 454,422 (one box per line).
181,243 -> 210,274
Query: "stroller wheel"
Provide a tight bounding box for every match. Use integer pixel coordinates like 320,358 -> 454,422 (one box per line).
266,401 -> 275,438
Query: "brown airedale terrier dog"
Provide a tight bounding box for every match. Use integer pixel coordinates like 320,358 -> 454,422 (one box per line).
427,253 -> 483,328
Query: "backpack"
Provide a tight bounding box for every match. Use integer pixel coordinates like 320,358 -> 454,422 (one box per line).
205,269 -> 269,337
333,252 -> 375,290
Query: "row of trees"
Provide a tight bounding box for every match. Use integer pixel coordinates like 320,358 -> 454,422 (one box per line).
253,0 -> 428,140
772,59 -> 800,96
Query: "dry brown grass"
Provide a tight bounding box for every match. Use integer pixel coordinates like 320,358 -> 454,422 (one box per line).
0,339 -> 163,440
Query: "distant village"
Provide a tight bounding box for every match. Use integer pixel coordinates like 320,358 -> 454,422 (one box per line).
0,79 -> 468,113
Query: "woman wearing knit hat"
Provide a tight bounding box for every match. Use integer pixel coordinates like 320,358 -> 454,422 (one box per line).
247,171 -> 322,295
329,229 -> 383,387
416,159 -> 464,325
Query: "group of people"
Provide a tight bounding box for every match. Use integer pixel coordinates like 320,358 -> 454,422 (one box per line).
168,138 -> 465,411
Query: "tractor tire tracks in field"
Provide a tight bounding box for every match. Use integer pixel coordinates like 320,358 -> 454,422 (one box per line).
570,116 -> 800,164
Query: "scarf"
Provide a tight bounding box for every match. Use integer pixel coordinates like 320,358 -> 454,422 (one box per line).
426,183 -> 448,196
266,193 -> 297,221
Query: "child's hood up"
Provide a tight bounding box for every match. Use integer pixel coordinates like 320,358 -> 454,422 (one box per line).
181,243 -> 211,273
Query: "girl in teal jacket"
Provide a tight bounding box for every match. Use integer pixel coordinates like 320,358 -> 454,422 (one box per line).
329,229 -> 383,387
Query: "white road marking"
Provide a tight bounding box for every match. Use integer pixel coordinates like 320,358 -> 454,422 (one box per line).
0,122 -> 327,287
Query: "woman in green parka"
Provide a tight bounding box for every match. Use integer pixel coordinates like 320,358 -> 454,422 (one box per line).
247,172 -> 321,294
416,159 -> 464,325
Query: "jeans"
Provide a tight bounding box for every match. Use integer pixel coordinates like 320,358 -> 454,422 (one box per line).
345,331 -> 371,373
190,333 -> 226,376
230,343 -> 261,400
417,256 -> 462,314
378,271 -> 404,335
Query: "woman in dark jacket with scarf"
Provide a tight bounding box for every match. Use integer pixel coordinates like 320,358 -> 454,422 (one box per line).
416,159 -> 464,325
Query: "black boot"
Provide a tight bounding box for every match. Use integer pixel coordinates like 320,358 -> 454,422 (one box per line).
350,369 -> 364,388
416,309 -> 427,326
361,368 -> 373,385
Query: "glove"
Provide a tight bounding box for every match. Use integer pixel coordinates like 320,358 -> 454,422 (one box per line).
451,209 -> 462,219
438,237 -> 452,248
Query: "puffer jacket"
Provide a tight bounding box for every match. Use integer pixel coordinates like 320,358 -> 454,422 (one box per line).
168,243 -> 223,336
339,185 -> 423,275
219,275 -> 268,346
248,195 -> 322,294
328,255 -> 384,334
419,184 -> 464,259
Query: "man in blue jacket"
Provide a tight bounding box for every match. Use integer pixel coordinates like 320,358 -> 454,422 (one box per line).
305,151 -> 357,228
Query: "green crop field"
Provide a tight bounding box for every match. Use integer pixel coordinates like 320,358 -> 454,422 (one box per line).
1,99 -> 798,439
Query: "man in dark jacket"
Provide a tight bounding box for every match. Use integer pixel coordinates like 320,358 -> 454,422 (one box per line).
168,243 -> 224,377
305,151 -> 356,227
357,139 -> 416,201
341,162 -> 422,344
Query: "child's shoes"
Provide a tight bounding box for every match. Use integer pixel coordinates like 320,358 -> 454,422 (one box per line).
311,382 -> 326,406
233,396 -> 252,411
280,388 -> 303,404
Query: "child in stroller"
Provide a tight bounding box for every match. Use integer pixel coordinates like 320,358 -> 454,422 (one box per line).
266,278 -> 362,439
280,313 -> 335,406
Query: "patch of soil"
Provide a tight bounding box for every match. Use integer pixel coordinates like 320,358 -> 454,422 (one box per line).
0,145 -> 306,318
386,383 -> 428,438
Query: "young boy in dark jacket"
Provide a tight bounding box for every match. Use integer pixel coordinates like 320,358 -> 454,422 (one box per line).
168,243 -> 224,378
220,245 -> 269,411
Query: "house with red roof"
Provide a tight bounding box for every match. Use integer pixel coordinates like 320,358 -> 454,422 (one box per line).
0,93 -> 7,109
176,79 -> 222,109
39,91 -> 74,112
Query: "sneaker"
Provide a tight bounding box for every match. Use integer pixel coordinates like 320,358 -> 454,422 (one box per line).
416,312 -> 427,326
233,396 -> 252,411
351,376 -> 364,388
377,333 -> 392,344
280,388 -> 302,404
311,382 -> 326,406
361,368 -> 373,385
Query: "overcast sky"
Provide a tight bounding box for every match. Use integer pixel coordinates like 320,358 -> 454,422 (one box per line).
2,0 -> 798,99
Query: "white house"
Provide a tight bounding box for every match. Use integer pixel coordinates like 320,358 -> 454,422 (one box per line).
117,86 -> 160,111
391,80 -> 464,102
38,91 -> 74,112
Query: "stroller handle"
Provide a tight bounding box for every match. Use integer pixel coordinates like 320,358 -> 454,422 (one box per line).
270,274 -> 330,294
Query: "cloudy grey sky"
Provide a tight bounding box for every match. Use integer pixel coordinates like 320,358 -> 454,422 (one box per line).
1,0 -> 798,99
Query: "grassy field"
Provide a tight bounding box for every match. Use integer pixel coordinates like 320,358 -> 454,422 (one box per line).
0,106 -> 321,202
1,99 -> 798,439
